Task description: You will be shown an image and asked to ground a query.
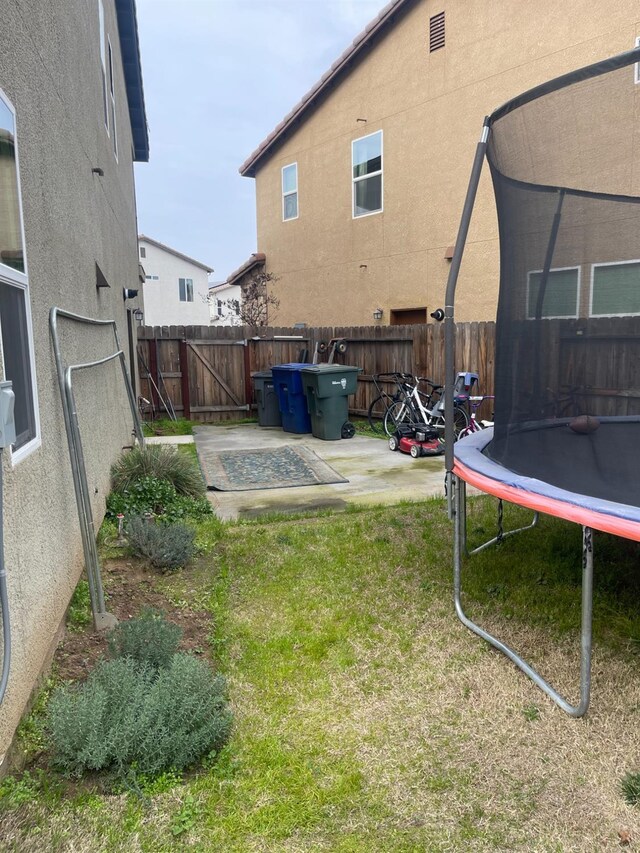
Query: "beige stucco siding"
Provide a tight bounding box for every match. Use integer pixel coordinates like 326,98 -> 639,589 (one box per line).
252,0 -> 640,326
0,1 -> 142,762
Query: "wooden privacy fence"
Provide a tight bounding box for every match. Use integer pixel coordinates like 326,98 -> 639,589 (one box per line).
136,322 -> 496,422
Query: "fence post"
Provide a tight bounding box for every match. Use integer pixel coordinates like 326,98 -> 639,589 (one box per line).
179,339 -> 191,420
148,339 -> 160,412
243,340 -> 253,409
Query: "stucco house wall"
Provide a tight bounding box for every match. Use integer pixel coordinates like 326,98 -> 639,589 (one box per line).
139,236 -> 212,327
0,0 -> 147,765
243,0 -> 640,326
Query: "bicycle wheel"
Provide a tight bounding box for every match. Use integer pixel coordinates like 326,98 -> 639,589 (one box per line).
435,405 -> 469,444
367,394 -> 394,434
453,405 -> 469,439
383,400 -> 416,436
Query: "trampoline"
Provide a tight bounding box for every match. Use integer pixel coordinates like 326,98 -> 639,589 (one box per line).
442,45 -> 640,716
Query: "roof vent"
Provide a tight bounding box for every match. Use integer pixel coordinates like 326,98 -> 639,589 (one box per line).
429,11 -> 445,52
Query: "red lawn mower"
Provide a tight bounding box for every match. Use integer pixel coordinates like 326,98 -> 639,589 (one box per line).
388,422 -> 444,458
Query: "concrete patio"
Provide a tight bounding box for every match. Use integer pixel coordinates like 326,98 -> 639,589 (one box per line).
180,423 -> 447,520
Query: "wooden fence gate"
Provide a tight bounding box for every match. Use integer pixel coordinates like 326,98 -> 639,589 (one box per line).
136,323 -> 496,423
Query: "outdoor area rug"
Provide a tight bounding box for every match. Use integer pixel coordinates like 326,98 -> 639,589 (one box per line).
197,445 -> 348,491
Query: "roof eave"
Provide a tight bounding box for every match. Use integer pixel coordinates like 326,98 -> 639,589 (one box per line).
239,0 -> 414,178
138,234 -> 214,272
115,0 -> 150,162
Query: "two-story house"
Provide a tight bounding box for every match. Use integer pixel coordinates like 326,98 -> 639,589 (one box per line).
0,0 -> 148,765
240,0 -> 640,326
139,235 -> 213,327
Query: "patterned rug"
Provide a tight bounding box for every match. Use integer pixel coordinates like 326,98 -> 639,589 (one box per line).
197,445 -> 348,492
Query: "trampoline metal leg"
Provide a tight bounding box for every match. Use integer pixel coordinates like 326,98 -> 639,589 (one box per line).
458,478 -> 538,556
453,475 -> 593,717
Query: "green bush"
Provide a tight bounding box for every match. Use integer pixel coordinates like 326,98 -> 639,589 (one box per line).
108,609 -> 182,668
105,476 -> 211,524
48,655 -> 232,778
111,444 -> 205,498
125,516 -> 196,571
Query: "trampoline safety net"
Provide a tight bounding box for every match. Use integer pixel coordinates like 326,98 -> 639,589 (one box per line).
484,50 -> 640,503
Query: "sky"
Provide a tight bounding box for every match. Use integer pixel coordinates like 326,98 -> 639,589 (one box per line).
133,0 -> 390,283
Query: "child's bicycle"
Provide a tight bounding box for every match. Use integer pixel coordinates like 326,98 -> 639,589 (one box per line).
458,395 -> 494,438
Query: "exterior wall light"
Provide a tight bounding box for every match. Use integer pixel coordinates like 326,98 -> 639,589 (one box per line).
373,307 -> 383,321
132,307 -> 144,326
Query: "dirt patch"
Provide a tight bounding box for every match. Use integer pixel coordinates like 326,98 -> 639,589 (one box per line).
55,558 -> 214,684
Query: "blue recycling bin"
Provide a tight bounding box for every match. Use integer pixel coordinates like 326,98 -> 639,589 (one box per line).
271,363 -> 312,433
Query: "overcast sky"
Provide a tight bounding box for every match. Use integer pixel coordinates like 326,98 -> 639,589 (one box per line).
133,0 -> 389,282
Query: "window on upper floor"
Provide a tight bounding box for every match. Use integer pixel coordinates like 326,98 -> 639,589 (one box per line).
590,260 -> 640,317
107,38 -> 118,160
352,131 -> 383,218
140,246 -> 146,258
179,277 -> 194,302
526,267 -> 580,319
282,163 -> 298,220
98,0 -> 109,132
0,90 -> 39,459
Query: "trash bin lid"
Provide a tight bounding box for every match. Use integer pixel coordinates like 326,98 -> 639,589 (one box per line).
251,370 -> 273,379
272,363 -> 310,370
300,364 -> 362,374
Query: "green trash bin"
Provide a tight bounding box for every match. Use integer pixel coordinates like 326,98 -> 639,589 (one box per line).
300,364 -> 362,440
252,370 -> 282,427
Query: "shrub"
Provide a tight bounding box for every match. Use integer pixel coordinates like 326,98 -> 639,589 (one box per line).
108,609 -> 182,669
125,516 -> 196,571
48,655 -> 232,778
111,445 -> 205,498
105,476 -> 211,524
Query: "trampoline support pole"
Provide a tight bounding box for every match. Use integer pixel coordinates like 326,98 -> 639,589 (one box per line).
458,481 -> 539,555
454,475 -> 593,717
445,119 -> 491,517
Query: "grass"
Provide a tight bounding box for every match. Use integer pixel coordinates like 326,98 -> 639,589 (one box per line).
142,418 -> 195,437
3,498 -> 640,849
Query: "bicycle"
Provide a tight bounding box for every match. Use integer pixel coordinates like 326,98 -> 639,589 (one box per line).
383,376 -> 470,442
458,395 -> 494,438
367,372 -> 415,434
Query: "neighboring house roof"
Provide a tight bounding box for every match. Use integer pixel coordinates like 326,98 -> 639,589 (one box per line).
226,253 -> 266,286
239,0 -> 416,177
208,280 -> 235,295
138,234 -> 214,272
115,0 -> 149,162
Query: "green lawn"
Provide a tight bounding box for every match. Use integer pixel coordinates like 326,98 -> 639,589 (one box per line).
3,499 -> 640,850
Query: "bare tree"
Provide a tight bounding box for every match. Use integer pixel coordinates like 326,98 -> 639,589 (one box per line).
210,270 -> 280,326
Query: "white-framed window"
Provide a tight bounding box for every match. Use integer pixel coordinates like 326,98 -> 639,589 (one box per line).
526,266 -> 580,319
635,36 -> 640,85
98,0 -> 109,132
352,130 -> 383,218
145,274 -> 158,281
0,90 -> 40,461
179,277 -> 194,302
282,163 -> 298,221
590,260 -> 640,317
216,299 -> 223,317
139,246 -> 146,259
107,38 -> 118,160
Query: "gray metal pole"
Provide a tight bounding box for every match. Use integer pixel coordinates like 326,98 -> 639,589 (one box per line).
444,118 -> 491,508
